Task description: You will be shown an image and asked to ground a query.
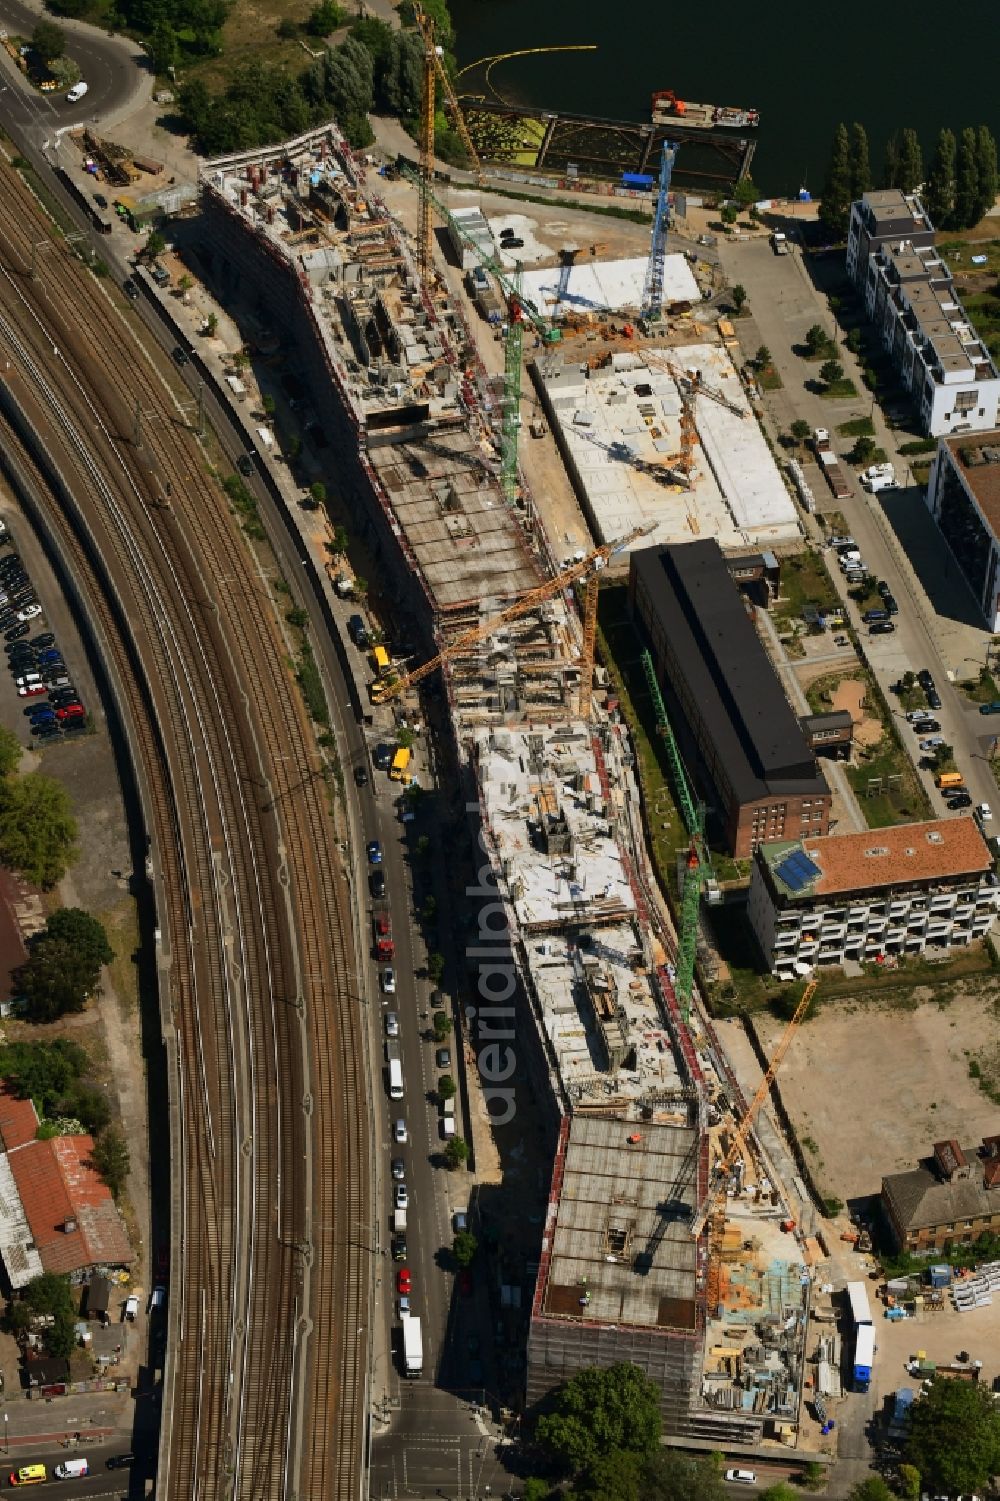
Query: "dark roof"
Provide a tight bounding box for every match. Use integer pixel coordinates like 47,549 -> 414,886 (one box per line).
24,1356 -> 69,1387
799,711 -> 854,734
632,542 -> 827,804
883,1144 -> 1000,1234
86,1273 -> 111,1314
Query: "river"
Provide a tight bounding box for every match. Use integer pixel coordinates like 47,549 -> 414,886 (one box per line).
450,0 -> 1000,200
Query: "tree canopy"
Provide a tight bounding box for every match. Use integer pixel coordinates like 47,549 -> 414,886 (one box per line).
0,773 -> 77,889
7,1272 -> 77,1357
0,1038 -> 110,1136
819,122 -> 852,238
906,1376 -> 1000,1494
32,20 -> 67,62
536,1363 -> 661,1478
16,908 -> 112,1023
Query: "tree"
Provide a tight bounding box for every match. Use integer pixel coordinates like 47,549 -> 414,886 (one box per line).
9,1271 -> 77,1357
177,273 -> 193,295
847,1479 -> 893,1501
845,326 -> 863,354
310,481 -> 327,505
849,122 -> 872,200
730,283 -> 747,312
805,323 -> 830,356
276,16 -> 298,37
638,1449 -> 728,1501
974,125 -> 998,222
522,1482 -> 550,1501
443,1136 -> 468,1170
285,606 -> 309,629
897,1463 -> 921,1501
306,0 -> 342,36
16,909 -> 113,1025
720,203 -> 739,227
907,1377 -> 1000,1493
427,951 -> 445,984
438,1073 -> 456,1100
32,20 -> 66,62
262,393 -> 276,418
396,727 -> 414,750
536,1364 -> 661,1478
432,1009 -> 451,1040
145,229 -> 167,260
790,419 -> 811,443
899,127 -> 923,191
819,122 -> 852,238
575,1449 -> 642,1501
91,1125 -> 130,1197
882,131 -> 901,189
377,30 -> 423,116
930,743 -> 954,770
754,345 -> 772,369
0,774 -> 78,889
146,21 -> 179,74
732,178 -> 758,207
819,359 -> 844,386
955,126 -> 980,229
0,726 -> 21,779
452,1229 -> 477,1267
850,435 -> 877,464
799,1460 -> 826,1491
925,127 -> 957,228
331,525 -> 349,553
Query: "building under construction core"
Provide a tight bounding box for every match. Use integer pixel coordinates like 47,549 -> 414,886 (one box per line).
198,126 -> 576,722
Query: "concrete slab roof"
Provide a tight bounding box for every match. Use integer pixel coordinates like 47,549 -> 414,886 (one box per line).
519,255 -> 699,319
537,343 -> 798,553
539,1116 -> 700,1330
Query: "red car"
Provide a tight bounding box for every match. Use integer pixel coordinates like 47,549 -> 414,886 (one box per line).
458,1269 -> 473,1295
55,705 -> 84,720
396,1266 -> 412,1296
16,685 -> 45,698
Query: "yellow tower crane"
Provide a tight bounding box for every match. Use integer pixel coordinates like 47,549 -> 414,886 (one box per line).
370,524 -> 653,706
413,3 -> 485,283
689,978 -> 818,1244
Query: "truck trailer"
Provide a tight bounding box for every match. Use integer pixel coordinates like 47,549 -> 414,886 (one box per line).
401,1312 -> 423,1377
853,1323 -> 875,1391
813,428 -> 852,499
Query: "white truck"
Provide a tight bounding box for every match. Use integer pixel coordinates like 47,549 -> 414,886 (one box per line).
387,1057 -> 403,1100
771,231 -> 789,255
401,1312 -> 423,1377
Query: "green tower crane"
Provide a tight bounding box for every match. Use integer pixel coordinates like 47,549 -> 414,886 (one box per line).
642,648 -> 715,1017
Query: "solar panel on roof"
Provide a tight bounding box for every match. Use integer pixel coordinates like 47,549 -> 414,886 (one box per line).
776,850 -> 821,892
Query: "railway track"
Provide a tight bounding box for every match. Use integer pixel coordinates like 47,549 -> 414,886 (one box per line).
0,158 -> 370,1498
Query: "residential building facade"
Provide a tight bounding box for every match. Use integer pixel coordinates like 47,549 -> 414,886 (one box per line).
630,541 -> 831,858
748,818 -> 998,979
847,189 -> 1000,437
882,1137 -> 1000,1253
926,434 -> 1000,632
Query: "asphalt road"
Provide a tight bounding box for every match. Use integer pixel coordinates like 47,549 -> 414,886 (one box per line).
0,0 -> 147,145
2,1442 -> 136,1499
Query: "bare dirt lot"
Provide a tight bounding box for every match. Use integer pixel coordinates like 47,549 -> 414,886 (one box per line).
755,983 -> 1000,1202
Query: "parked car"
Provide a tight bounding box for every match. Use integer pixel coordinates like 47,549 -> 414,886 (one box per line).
869,621 -> 896,635
980,700 -> 1000,716
436,1048 -> 451,1069
354,764 -> 369,786
367,840 -> 383,865
391,1157 -> 405,1181
948,794 -> 973,809
370,870 -> 386,899
977,802 -> 993,822
927,690 -> 942,709
395,1184 -> 408,1210
396,1266 -> 412,1295
725,1471 -> 757,1486
394,1118 -> 407,1143
919,737 -> 945,751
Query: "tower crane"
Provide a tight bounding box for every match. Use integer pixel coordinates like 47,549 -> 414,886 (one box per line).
413,2 -> 485,283
399,163 -> 559,512
370,524 -> 653,706
641,649 -> 713,1016
643,350 -> 748,420
688,978 -> 819,1242
641,140 -> 678,323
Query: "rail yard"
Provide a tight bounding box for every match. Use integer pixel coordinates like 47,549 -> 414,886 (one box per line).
0,154 -> 368,1498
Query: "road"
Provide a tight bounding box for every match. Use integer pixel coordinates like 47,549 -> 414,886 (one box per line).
0,0 -> 149,143
721,235 -> 999,818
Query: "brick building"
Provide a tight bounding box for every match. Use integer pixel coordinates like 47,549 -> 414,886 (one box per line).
630,541 -> 831,858
882,1137 -> 1000,1253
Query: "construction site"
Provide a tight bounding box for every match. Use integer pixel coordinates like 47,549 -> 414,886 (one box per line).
188,15 -> 824,1448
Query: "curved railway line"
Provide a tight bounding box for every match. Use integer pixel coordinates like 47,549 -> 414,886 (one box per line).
0,158 -> 370,1499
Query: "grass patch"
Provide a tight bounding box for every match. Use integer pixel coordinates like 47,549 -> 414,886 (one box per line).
958,668 -> 999,705
910,460 -> 933,488
12,157 -> 77,237
479,182 -> 650,224
898,437 -> 937,456
596,585 -> 691,900
222,473 -> 266,541
771,550 -> 839,634
847,725 -> 932,827
295,640 -> 329,725
836,416 -> 875,438
820,378 -> 860,399
758,364 -> 782,390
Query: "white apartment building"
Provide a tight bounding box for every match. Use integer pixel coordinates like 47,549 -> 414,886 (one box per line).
748,818 -> 998,979
847,190 -> 1000,438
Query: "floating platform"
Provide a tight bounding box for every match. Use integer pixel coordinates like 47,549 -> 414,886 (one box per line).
651,91 -> 759,132
459,100 -> 757,191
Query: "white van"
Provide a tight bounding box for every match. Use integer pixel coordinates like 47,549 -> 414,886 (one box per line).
55,1459 -> 89,1479
393,1207 -> 407,1233
65,81 -> 88,103
388,1057 -> 403,1100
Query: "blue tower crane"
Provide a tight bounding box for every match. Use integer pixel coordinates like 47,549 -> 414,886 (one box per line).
641,141 -> 678,322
